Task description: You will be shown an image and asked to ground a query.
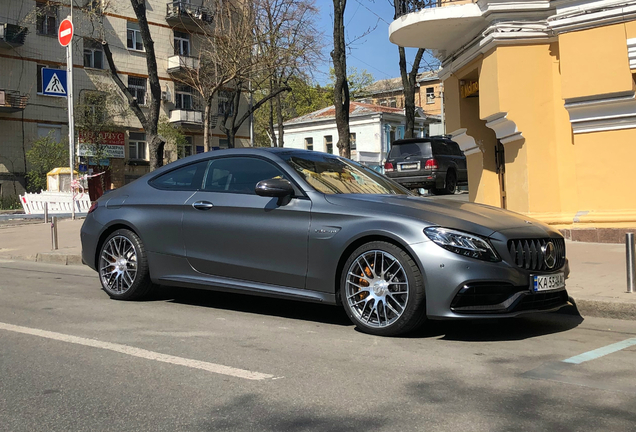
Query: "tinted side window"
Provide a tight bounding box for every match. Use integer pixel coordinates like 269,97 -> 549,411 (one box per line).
202,157 -> 287,194
450,142 -> 463,156
431,141 -> 451,155
150,160 -> 208,190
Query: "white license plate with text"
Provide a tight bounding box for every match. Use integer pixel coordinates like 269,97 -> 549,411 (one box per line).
398,162 -> 419,171
532,273 -> 565,292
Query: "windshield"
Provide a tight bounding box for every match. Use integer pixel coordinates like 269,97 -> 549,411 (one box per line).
388,142 -> 432,159
281,152 -> 410,195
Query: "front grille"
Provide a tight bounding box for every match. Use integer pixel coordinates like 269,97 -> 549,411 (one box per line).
515,290 -> 569,312
508,238 -> 566,271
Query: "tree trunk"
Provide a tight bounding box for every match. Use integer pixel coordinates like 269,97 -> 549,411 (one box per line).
268,85 -> 278,147
275,93 -> 284,147
148,134 -> 164,169
398,46 -> 425,139
331,0 -> 350,158
204,96 -> 212,152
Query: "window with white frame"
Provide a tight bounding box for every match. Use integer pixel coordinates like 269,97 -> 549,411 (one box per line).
128,76 -> 146,105
183,136 -> 193,158
304,137 -> 313,151
175,84 -> 194,110
128,132 -> 147,160
83,39 -> 104,69
350,133 -> 357,151
174,31 -> 190,56
426,87 -> 435,104
36,2 -> 57,36
126,21 -> 144,51
324,135 -> 333,154
37,125 -> 62,142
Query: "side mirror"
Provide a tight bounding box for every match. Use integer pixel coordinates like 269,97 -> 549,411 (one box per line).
255,178 -> 294,199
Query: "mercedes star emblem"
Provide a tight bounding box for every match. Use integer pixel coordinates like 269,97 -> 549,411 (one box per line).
542,242 -> 557,269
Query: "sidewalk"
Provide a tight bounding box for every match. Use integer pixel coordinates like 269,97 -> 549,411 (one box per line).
0,217 -> 635,320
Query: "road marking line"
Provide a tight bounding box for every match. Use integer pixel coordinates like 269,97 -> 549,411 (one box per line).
563,337 -> 636,364
0,322 -> 275,381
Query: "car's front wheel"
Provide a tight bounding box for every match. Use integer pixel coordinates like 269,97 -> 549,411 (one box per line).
98,229 -> 153,300
340,241 -> 427,336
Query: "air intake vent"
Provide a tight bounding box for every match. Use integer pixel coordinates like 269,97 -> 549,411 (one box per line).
508,238 -> 566,271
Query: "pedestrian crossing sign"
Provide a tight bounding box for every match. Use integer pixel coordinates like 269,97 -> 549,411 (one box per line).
42,68 -> 68,97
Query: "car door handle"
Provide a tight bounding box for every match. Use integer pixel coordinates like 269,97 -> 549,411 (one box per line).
192,201 -> 214,210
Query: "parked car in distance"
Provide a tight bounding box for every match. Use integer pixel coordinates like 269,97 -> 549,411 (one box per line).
81,148 -> 569,337
384,137 -> 468,194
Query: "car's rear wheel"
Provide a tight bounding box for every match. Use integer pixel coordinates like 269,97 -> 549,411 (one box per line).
340,241 -> 427,336
443,170 -> 457,195
98,229 -> 153,300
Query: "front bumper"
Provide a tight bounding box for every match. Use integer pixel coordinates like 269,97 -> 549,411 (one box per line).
408,241 -> 569,319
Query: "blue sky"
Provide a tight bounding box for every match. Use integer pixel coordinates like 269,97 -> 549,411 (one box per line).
312,0 -> 440,85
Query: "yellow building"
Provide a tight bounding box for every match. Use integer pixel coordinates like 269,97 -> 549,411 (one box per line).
390,0 -> 636,242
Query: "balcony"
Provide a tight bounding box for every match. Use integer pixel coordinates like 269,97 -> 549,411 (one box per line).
0,23 -> 28,48
167,55 -> 199,75
169,109 -> 203,126
0,90 -> 29,113
390,0 -> 483,54
166,1 -> 213,26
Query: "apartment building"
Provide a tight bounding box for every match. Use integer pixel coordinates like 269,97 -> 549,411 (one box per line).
0,0 -> 251,197
358,71 -> 443,117
390,0 -> 636,237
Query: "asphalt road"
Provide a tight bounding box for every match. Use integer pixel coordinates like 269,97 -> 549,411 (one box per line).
1,260 -> 635,432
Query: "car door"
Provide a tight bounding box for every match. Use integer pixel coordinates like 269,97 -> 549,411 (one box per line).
450,142 -> 468,182
182,156 -> 311,289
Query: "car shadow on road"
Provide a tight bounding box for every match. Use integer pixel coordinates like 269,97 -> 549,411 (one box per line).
404,305 -> 584,342
154,286 -> 353,326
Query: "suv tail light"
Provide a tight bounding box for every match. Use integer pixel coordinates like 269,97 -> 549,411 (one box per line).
384,162 -> 394,172
88,201 -> 98,214
424,159 -> 439,170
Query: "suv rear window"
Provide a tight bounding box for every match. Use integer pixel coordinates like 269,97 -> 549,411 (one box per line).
388,142 -> 432,159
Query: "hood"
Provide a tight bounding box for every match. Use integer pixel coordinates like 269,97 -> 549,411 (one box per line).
324,194 -> 557,238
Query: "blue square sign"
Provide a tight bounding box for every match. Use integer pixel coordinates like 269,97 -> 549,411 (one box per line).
42,68 -> 68,97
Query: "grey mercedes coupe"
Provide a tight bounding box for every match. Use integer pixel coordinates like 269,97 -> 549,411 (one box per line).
81,148 -> 569,336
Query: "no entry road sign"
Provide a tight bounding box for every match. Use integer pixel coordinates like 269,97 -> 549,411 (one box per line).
58,18 -> 73,47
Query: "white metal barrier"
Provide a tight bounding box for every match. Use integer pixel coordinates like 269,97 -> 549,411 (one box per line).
20,191 -> 91,215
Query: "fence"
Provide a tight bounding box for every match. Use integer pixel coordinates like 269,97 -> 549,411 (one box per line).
20,192 -> 91,215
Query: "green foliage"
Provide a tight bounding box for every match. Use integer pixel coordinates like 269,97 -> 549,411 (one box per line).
327,66 -> 374,99
25,135 -> 70,193
158,117 -> 189,159
0,196 -> 21,210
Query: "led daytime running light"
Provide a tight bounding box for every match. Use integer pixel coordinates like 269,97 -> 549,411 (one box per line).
424,227 -> 500,262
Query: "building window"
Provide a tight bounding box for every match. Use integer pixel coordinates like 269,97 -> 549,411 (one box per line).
126,21 -> 144,51
304,137 -> 313,151
218,91 -> 234,116
83,92 -> 107,123
37,124 -> 62,142
83,39 -> 104,69
350,133 -> 356,151
324,135 -> 333,154
218,139 -> 229,149
174,31 -> 190,56
128,76 -> 146,105
426,87 -> 435,104
175,84 -> 194,110
36,2 -> 57,36
129,132 -> 147,160
182,136 -> 193,158
389,99 -> 397,108
85,0 -> 103,13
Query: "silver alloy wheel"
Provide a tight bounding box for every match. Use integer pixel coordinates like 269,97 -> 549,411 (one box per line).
345,250 -> 409,328
99,235 -> 138,295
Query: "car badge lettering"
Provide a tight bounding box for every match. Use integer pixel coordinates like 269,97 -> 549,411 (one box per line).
542,242 -> 557,269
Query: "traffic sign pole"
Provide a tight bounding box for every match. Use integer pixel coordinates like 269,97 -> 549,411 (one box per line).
60,16 -> 75,219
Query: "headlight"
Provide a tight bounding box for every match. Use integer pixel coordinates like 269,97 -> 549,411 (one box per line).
424,227 -> 500,262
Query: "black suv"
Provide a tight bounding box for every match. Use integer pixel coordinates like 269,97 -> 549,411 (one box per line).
384,137 -> 467,194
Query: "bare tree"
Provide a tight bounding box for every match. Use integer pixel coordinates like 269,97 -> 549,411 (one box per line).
398,47 -> 425,138
331,0 -> 350,158
102,0 -> 164,170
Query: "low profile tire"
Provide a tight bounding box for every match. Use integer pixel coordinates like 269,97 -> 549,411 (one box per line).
98,229 -> 153,300
340,241 -> 427,336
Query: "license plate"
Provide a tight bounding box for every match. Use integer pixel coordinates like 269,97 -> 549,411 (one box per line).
532,273 -> 565,292
399,163 -> 419,171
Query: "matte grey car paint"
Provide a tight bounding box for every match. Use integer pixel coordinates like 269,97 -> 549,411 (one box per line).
81,148 -> 568,320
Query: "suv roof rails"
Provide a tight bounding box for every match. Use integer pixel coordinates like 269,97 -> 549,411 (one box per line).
428,134 -> 453,139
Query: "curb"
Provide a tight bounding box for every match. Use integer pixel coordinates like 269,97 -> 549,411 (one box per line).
35,252 -> 83,266
572,298 -> 636,321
